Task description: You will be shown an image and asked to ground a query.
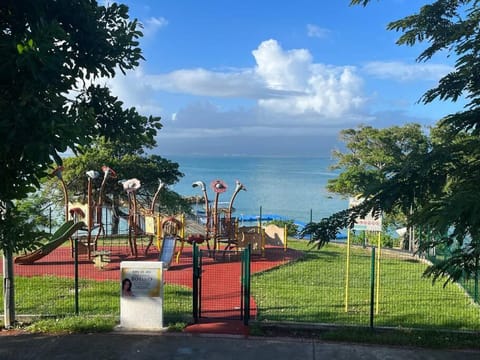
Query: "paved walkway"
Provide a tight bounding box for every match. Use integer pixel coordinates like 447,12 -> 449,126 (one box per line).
1,331 -> 479,360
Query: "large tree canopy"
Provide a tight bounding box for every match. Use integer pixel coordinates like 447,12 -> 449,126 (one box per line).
304,1 -> 480,283
326,124 -> 430,248
0,1 -> 161,202
327,124 -> 429,197
0,1 -> 162,252
61,138 -> 190,215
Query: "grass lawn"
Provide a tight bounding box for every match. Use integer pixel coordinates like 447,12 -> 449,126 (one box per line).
0,276 -> 192,328
2,238 -> 480,339
252,240 -> 480,331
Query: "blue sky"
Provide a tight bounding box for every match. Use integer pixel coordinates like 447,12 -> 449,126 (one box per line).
104,0 -> 458,157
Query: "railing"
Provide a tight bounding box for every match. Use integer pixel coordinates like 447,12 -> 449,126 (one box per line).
1,240 -> 479,331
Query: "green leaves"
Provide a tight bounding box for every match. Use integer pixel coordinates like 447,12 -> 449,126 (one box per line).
349,0 -> 371,6
16,39 -> 34,54
317,0 -> 480,285
327,124 -> 429,198
61,138 -> 187,215
0,1 -> 162,253
1,1 -> 148,204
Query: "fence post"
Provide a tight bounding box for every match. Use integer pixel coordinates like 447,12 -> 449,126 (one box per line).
375,232 -> 381,315
243,244 -> 251,325
370,247 -> 376,329
1,202 -> 15,328
192,243 -> 199,323
241,247 -> 244,320
74,236 -> 79,315
3,251 -> 15,328
344,228 -> 351,312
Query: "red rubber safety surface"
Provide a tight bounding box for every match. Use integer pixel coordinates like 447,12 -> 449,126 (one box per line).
3,244 -> 303,334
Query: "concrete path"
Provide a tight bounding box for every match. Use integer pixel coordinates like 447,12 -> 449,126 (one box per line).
1,332 -> 479,360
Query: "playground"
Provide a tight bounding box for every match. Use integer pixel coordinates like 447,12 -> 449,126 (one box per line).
14,166 -> 290,268
5,166 -> 480,333
9,167 -> 302,324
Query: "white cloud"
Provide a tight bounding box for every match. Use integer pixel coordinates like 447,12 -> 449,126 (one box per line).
146,68 -> 293,98
363,61 -> 453,82
253,40 -> 365,118
253,39 -> 312,91
105,39 -> 373,155
142,16 -> 168,37
141,39 -> 367,120
307,24 -> 330,39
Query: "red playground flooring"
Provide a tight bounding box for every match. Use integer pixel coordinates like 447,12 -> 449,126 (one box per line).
7,244 -> 303,333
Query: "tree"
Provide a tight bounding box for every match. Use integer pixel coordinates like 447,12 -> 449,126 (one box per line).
328,124 -> 429,196
0,1 -> 161,249
0,1 -> 161,326
60,138 -> 190,229
303,1 -> 480,284
327,124 -> 429,249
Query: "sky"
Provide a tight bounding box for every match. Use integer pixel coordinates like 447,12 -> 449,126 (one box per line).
103,0 -> 459,157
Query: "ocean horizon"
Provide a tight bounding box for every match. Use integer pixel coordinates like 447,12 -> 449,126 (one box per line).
167,155 -> 349,224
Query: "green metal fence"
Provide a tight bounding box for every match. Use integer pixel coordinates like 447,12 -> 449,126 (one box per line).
251,243 -> 480,331
0,237 -> 193,326
1,240 -> 480,331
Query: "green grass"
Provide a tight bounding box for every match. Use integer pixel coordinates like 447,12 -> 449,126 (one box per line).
25,316 -> 118,334
0,276 -> 192,328
252,240 -> 480,331
3,239 -> 480,341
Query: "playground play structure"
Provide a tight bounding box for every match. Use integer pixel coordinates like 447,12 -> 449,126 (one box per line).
14,167 -> 289,268
188,179 -> 289,258
14,165 -> 186,267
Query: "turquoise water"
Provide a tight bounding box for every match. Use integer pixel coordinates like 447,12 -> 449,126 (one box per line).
167,155 -> 348,224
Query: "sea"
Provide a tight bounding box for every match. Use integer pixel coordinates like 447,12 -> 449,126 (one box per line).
166,155 -> 349,226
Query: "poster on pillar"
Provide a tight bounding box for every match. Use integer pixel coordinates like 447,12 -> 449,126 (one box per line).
144,215 -> 156,236
348,197 -> 382,232
120,261 -> 164,330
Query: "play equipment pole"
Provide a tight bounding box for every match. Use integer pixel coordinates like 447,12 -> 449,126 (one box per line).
192,181 -> 211,251
344,228 -> 351,312
121,178 -> 142,258
181,214 -> 185,239
376,232 -> 381,314
213,191 -> 219,250
156,215 -> 162,251
132,191 -> 138,257
52,167 -> 69,222
60,177 -> 69,222
209,179 -> 227,253
259,206 -> 262,229
228,180 -> 246,243
228,180 -> 246,217
150,179 -> 165,214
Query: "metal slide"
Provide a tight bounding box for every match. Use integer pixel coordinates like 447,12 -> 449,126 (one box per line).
159,235 -> 176,269
14,220 -> 86,265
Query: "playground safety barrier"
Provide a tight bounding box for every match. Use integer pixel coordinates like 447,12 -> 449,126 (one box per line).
1,241 -> 480,331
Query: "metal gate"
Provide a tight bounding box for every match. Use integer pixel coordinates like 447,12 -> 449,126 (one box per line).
193,244 -> 251,325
